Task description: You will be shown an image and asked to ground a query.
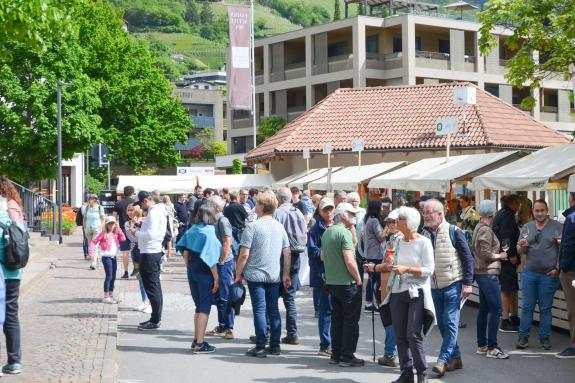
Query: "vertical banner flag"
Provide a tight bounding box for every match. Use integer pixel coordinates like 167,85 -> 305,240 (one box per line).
227,5 -> 252,110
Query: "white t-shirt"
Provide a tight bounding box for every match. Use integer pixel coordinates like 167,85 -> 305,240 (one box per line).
389,236 -> 434,294
101,239 -> 118,258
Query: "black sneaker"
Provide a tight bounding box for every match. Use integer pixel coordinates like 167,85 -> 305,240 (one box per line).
416,372 -> 428,383
246,347 -> 267,358
555,347 -> 575,359
510,315 -> 520,327
281,335 -> 299,345
195,342 -> 216,354
338,356 -> 365,367
139,319 -> 152,326
540,337 -> 551,350
329,357 -> 340,365
364,304 -> 376,312
499,319 -> 518,333
138,321 -> 160,331
249,333 -> 270,344
265,346 -> 281,355
516,336 -> 529,349
392,370 -> 415,383
121,271 -> 129,279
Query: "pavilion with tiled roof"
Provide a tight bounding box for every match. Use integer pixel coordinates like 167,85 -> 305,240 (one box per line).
246,82 -> 571,179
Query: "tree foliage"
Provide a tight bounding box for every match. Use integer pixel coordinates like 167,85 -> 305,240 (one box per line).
200,1 -> 214,24
257,115 -> 286,144
232,158 -> 243,175
256,0 -> 331,27
479,0 -> 575,109
333,0 -> 341,21
184,0 -> 200,25
0,0 -> 191,182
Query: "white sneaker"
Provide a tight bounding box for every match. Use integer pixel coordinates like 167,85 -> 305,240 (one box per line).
137,303 -> 148,311
143,304 -> 152,314
486,347 -> 509,359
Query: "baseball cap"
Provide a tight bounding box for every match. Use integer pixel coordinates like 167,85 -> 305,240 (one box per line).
335,202 -> 360,216
105,216 -> 116,224
137,190 -> 152,202
319,198 -> 335,210
386,209 -> 399,221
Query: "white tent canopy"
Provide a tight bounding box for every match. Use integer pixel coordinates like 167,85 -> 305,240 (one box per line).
473,144 -> 575,191
288,167 -> 342,190
308,162 -> 406,191
368,152 -> 520,192
273,169 -> 322,190
117,174 -> 275,195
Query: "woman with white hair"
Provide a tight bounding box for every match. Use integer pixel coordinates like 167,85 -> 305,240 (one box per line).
472,200 -> 510,359
369,206 -> 434,383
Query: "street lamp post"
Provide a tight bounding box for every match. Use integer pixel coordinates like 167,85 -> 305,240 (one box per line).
57,80 -> 73,244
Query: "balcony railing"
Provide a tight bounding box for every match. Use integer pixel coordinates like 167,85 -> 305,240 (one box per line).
192,115 -> 216,129
366,52 -> 403,70
285,61 -> 306,80
327,54 -> 353,73
255,74 -> 264,85
12,180 -> 57,236
416,50 -> 450,70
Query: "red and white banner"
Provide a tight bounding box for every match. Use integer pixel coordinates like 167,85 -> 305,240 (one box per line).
227,5 -> 252,111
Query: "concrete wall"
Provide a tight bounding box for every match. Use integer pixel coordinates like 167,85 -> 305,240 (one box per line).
173,88 -> 225,141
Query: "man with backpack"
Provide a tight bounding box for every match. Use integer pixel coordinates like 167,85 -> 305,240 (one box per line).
273,187 -> 308,345
422,199 -> 474,378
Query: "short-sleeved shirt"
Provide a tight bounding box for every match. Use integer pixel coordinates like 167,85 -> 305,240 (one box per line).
523,219 -> 563,274
322,223 -> 356,285
84,205 -> 105,232
216,216 -> 234,263
363,217 -> 384,261
114,197 -> 135,228
240,219 -> 289,283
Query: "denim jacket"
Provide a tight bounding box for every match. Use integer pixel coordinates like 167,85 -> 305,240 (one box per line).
307,218 -> 329,288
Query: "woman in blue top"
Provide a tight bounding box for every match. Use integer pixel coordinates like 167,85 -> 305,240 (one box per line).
177,204 -> 221,354
0,183 -> 23,375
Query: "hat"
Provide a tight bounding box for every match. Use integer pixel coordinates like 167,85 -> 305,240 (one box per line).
386,209 -> 399,221
335,202 -> 360,217
137,190 -> 152,202
105,216 -> 116,224
319,198 -> 335,210
226,282 -> 246,316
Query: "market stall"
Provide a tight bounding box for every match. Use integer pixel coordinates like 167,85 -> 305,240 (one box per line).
287,167 -> 342,190
272,169 -> 322,190
308,162 -> 406,191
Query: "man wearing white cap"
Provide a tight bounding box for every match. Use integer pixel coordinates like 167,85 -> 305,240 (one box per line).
321,202 -> 364,367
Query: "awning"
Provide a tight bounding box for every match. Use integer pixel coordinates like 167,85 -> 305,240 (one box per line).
273,169 -> 322,190
288,167 -> 342,190
473,144 -> 575,191
117,174 -> 275,194
308,162 -> 406,191
197,174 -> 275,191
369,152 -> 521,192
117,176 -> 198,195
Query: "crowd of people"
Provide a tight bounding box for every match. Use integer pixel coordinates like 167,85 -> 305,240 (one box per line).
77,184 -> 575,383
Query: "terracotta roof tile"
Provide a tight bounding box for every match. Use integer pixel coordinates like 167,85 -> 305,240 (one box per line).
246,82 -> 571,161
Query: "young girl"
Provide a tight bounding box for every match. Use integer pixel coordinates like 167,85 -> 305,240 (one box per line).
90,216 -> 126,303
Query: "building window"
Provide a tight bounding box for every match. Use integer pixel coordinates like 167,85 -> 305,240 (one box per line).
328,41 -> 348,57
393,36 -> 402,53
415,37 -> 422,51
366,35 -> 379,54
484,84 -> 499,97
233,136 -> 247,153
438,39 -> 450,54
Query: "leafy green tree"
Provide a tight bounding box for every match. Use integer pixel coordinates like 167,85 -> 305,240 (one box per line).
200,1 -> 214,24
358,3 -> 364,16
184,0 -> 200,25
334,0 -> 341,21
232,158 -> 243,175
479,0 -> 575,109
257,115 -> 286,144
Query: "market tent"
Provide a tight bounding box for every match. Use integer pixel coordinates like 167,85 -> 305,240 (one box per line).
288,167 -> 342,190
117,174 -> 275,195
473,144 -> 575,191
197,174 -> 275,191
368,152 -> 521,192
116,176 -> 198,195
273,169 -> 322,190
308,162 -> 406,191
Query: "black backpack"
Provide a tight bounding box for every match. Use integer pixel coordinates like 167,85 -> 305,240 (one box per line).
75,207 -> 84,226
0,222 -> 30,270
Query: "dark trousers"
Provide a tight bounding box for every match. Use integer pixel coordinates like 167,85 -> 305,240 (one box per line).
102,257 -> 117,293
140,252 -> 164,324
280,252 -> 300,337
82,227 -> 89,258
328,284 -> 362,361
365,260 -> 382,305
3,280 -> 21,364
390,290 -> 427,374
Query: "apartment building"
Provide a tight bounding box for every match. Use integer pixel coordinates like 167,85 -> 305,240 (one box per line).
227,12 -> 574,154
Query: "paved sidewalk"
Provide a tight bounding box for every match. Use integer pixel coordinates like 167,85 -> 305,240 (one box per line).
116,256 -> 575,383
8,233 -> 118,383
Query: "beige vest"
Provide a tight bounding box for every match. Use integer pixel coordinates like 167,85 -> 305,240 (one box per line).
429,221 -> 463,289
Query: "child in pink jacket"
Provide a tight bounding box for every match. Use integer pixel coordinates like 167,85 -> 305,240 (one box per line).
90,216 -> 126,303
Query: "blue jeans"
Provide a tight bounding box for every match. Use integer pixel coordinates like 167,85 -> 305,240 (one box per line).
281,252 -> 300,337
520,269 -> 560,339
247,281 -> 281,350
316,287 -> 332,350
216,260 -> 235,330
384,325 -> 397,356
313,286 -> 322,313
102,257 -> 117,293
431,281 -> 462,364
476,274 -> 502,349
